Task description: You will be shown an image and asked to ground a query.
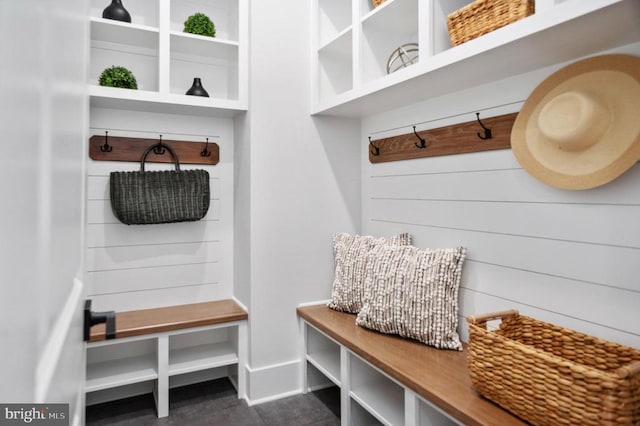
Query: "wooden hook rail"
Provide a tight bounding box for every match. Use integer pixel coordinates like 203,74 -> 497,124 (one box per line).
368,112 -> 518,163
89,135 -> 219,165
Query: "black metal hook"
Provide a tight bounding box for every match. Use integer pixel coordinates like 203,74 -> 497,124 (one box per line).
100,131 -> 112,152
476,112 -> 492,140
369,137 -> 380,156
413,126 -> 427,149
153,135 -> 166,155
201,137 -> 211,157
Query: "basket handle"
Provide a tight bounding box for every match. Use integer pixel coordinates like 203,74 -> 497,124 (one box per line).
140,141 -> 180,172
467,309 -> 519,325
617,361 -> 640,379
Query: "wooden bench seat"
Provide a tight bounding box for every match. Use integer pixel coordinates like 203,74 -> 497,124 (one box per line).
89,299 -> 248,342
86,299 -> 248,418
297,304 -> 527,426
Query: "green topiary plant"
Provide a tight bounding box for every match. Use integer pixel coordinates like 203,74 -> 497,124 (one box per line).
183,12 -> 215,37
99,65 -> 138,89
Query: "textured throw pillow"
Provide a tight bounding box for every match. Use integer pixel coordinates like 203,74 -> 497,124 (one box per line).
327,232 -> 411,314
356,245 -> 466,350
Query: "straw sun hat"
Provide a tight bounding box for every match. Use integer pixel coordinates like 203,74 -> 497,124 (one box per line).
511,54 -> 640,190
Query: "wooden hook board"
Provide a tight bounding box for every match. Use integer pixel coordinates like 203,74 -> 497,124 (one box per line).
89,135 -> 219,165
369,112 -> 518,163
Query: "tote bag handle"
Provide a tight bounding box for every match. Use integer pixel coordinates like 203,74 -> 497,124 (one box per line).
140,142 -> 181,172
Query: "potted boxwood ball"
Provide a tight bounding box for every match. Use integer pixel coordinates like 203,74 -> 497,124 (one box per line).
183,12 -> 216,37
99,66 -> 138,89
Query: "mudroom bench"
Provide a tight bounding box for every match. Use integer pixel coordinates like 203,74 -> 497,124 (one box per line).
298,304 -> 526,426
86,299 -> 248,417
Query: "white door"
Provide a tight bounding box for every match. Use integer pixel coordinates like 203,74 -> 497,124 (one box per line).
0,1 -> 89,425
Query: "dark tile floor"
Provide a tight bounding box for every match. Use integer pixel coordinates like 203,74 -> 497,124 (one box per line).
86,379 -> 341,426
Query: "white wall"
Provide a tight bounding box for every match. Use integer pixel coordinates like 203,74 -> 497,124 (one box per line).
0,0 -> 88,417
87,108 -> 235,312
238,0 -> 361,403
361,42 -> 640,350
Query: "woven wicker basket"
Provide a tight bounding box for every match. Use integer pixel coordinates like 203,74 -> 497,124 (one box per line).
467,310 -> 640,425
371,0 -> 386,8
447,0 -> 534,46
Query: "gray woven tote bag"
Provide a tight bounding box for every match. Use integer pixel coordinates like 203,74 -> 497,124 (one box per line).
110,142 -> 210,225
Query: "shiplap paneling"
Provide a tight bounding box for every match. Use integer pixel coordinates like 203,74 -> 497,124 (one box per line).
89,262 -> 220,295
370,199 -> 640,249
90,283 -> 229,312
87,108 -> 234,312
361,44 -> 640,350
86,222 -> 223,248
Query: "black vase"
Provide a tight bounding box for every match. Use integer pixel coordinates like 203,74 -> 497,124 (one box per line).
103,0 -> 131,23
185,78 -> 210,97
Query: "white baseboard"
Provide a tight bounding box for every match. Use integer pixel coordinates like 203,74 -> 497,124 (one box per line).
247,389 -> 302,406
245,359 -> 301,404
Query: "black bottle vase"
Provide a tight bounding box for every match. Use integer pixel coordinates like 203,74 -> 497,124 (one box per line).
185,78 -> 210,97
103,0 -> 131,23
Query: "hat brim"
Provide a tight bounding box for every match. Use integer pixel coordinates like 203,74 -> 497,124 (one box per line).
511,54 -> 640,190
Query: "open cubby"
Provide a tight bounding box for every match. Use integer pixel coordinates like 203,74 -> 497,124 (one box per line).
432,0 -> 470,55
168,327 -> 238,376
318,29 -> 353,99
89,0 -> 246,113
306,325 -> 341,386
351,398 -> 384,426
312,0 -> 639,115
418,397 -> 458,426
318,0 -> 352,47
86,338 -> 157,393
90,38 -> 159,91
170,34 -> 239,100
90,0 -> 159,27
349,354 -> 405,426
170,0 -> 239,42
361,0 -> 419,83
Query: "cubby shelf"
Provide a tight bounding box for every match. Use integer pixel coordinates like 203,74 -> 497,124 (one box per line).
168,341 -> 238,376
350,354 -> 405,426
90,0 -> 247,116
91,17 -> 159,48
305,324 -> 341,386
306,351 -> 341,386
89,85 -> 246,117
86,353 -> 157,393
311,0 -> 640,117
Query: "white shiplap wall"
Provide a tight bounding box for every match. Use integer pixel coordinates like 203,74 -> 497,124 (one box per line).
87,108 -> 234,312
361,44 -> 640,349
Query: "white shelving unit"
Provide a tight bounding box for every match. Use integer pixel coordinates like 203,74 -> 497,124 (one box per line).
349,354 -> 405,426
311,0 -> 640,116
86,322 -> 247,418
89,0 -> 247,116
305,324 -> 341,386
86,354 -> 158,393
300,319 -> 457,426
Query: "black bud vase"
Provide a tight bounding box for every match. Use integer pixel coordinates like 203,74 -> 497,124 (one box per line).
185,78 -> 210,97
103,0 -> 131,23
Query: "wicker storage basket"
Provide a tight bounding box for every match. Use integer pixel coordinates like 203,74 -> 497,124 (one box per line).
467,310 -> 640,426
371,0 -> 386,8
447,0 -> 534,46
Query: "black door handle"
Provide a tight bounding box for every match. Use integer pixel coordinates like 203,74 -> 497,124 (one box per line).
83,299 -> 116,341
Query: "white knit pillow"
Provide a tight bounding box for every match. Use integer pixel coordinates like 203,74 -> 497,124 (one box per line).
356,245 -> 466,350
327,232 -> 411,314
